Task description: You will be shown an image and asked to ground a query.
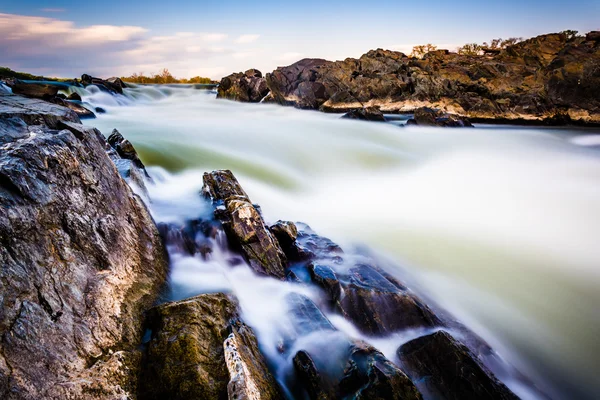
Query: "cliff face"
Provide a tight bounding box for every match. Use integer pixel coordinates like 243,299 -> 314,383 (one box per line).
218,32 -> 600,124
0,93 -> 168,399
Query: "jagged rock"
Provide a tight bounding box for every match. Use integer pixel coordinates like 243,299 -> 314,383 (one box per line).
140,294 -> 281,400
202,170 -> 287,279
217,70 -> 269,102
269,220 -> 298,251
309,263 -> 440,335
406,107 -> 472,127
5,80 -> 59,99
398,331 -> 519,400
587,31 -> 600,42
81,74 -> 124,94
341,107 -> 386,122
0,94 -> 168,399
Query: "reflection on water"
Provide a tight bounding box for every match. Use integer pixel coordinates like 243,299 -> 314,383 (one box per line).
83,84 -> 600,399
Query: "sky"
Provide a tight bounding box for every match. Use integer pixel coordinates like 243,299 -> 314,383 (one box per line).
0,1 -> 598,80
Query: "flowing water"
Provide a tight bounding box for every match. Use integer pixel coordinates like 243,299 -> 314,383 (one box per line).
69,83 -> 600,399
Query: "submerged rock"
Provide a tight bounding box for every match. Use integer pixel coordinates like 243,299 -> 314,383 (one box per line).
217,69 -> 269,103
341,107 -> 386,122
0,93 -> 168,398
140,293 -> 281,400
398,330 -> 519,400
203,170 -> 287,279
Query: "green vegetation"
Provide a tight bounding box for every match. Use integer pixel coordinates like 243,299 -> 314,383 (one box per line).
121,68 -> 215,84
0,67 -> 72,82
410,44 -> 437,58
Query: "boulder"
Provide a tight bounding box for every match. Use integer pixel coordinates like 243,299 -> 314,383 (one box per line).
5,80 -> 59,99
107,128 -> 147,171
309,263 -> 440,335
202,170 -> 287,279
140,293 -> 281,400
586,31 -> 600,42
406,107 -> 473,127
341,107 -> 386,122
81,74 -> 124,94
398,331 -> 519,400
217,70 -> 269,102
0,93 -> 168,398
67,92 -> 82,101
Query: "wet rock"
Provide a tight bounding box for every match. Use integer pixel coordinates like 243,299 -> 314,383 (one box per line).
81,74 -> 124,94
397,330 -> 519,400
203,170 -> 287,279
341,107 -> 386,122
5,79 -> 60,99
0,93 -> 168,398
309,263 -> 440,335
406,107 -> 473,127
67,92 -> 82,101
49,96 -> 96,119
141,293 -> 281,400
269,220 -> 298,251
217,70 -> 269,102
95,106 -> 106,114
107,128 -> 147,171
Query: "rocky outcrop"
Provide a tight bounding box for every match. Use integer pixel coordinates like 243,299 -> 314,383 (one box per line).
406,107 -> 473,127
49,96 -> 96,119
140,293 -> 281,400
5,80 -> 60,99
0,93 -> 168,398
341,107 -> 386,122
221,31 -> 600,124
398,330 -> 518,400
202,170 -> 287,279
217,69 -> 269,103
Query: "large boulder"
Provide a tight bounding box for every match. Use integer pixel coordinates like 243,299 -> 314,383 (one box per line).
202,170 -> 287,279
5,80 -> 60,99
398,331 -> 519,400
81,74 -> 124,94
49,96 -> 96,119
0,93 -> 168,398
217,69 -> 269,102
140,293 -> 281,400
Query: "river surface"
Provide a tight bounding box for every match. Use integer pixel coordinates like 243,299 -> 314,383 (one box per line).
76,84 -> 600,399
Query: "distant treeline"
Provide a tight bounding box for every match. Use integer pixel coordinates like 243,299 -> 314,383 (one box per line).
0,67 -> 71,82
121,68 -> 216,84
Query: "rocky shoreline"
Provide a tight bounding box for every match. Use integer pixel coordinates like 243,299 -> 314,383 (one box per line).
217,31 -> 600,126
0,90 -> 543,398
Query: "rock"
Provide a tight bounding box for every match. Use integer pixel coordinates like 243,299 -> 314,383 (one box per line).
406,107 -> 473,127
341,107 -> 386,122
269,220 -> 298,251
217,70 -> 269,102
309,263 -> 440,335
397,330 -> 519,400
222,31 -> 600,124
49,96 -> 96,119
140,293 -> 281,400
95,107 -> 106,114
0,93 -> 168,398
81,74 -> 124,94
107,128 -> 146,171
5,80 -> 59,99
67,92 -> 82,101
586,31 -> 600,42
0,92 -> 79,128
202,170 -> 287,279
106,77 -> 127,90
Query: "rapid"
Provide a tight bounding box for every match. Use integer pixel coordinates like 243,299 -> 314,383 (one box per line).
75,83 -> 600,399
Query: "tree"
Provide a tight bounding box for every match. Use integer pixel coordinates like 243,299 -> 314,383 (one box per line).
410,44 -> 437,58
561,30 -> 580,41
457,43 -> 483,56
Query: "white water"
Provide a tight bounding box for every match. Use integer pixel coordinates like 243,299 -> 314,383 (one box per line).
79,84 -> 600,399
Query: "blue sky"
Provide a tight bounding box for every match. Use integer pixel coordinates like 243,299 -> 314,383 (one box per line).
1,1 -> 598,79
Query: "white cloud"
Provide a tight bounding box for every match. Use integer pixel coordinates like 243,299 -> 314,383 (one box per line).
235,34 -> 260,44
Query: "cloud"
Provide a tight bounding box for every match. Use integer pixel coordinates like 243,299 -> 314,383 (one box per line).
235,34 -> 260,44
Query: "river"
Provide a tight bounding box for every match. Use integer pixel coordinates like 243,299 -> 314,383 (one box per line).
78,83 -> 600,399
